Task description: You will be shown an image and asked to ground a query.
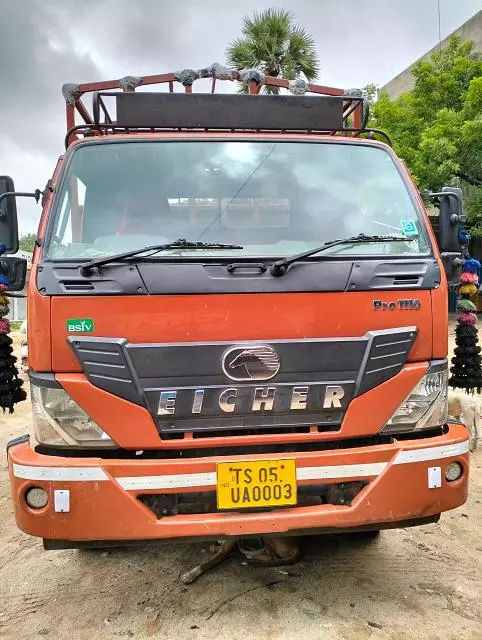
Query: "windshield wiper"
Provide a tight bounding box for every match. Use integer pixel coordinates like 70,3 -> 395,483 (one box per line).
270,234 -> 416,277
80,239 -> 244,275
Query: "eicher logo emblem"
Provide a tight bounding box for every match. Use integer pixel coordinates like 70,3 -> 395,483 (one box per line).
222,345 -> 280,381
157,343 -> 347,418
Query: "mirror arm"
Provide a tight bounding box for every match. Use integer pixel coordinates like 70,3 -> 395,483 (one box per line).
0,189 -> 43,220
440,251 -> 465,284
440,252 -> 464,264
425,190 -> 465,223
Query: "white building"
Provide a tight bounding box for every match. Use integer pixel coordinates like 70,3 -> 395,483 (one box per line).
380,10 -> 482,99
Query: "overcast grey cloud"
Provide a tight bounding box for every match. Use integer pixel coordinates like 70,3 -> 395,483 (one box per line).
0,0 -> 480,235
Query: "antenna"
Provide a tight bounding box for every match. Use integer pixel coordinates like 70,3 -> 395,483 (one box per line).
437,0 -> 442,52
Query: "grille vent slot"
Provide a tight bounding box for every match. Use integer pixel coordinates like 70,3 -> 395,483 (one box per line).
68,337 -> 144,406
62,280 -> 95,292
357,327 -> 417,395
392,275 -> 421,287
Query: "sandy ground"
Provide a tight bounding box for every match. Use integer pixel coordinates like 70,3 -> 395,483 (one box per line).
1,331 -> 481,640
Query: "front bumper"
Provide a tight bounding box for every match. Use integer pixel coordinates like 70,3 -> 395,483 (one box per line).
8,424 -> 469,543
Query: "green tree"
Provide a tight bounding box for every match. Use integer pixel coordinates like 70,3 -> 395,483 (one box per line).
19,233 -> 36,252
226,8 -> 320,93
371,37 -> 482,232
361,83 -> 378,104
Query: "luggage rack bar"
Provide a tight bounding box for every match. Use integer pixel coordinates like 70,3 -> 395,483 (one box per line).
64,123 -> 392,150
62,64 -> 387,147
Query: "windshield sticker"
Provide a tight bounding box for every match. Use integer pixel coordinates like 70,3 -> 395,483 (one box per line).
66,318 -> 94,333
400,219 -> 419,237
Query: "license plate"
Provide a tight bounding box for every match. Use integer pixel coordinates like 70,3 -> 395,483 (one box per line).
216,459 -> 297,510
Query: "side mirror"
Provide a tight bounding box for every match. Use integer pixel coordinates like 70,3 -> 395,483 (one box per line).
0,256 -> 27,291
424,186 -> 464,282
0,176 -> 19,253
0,177 -> 42,256
439,186 -> 463,253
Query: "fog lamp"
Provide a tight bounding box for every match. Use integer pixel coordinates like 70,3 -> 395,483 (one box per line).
445,462 -> 463,482
25,486 -> 49,509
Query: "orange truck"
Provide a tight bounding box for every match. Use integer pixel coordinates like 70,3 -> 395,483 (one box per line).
0,68 -> 470,549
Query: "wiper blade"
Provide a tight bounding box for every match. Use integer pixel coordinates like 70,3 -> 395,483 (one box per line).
80,239 -> 244,275
270,234 -> 415,276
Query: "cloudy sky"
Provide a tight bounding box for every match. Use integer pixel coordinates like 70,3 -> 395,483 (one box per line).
1,0 -> 480,236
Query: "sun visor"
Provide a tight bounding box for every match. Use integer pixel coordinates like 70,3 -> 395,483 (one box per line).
114,93 -> 345,131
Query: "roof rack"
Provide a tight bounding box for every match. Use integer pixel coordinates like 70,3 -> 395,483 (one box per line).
62,64 -> 390,147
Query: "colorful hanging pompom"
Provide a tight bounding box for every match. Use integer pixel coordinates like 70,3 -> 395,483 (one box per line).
450,253 -> 482,393
456,312 -> 478,325
459,283 -> 477,296
456,298 -> 477,313
459,272 -> 479,284
0,295 -> 9,305
462,258 -> 481,274
458,228 -> 471,246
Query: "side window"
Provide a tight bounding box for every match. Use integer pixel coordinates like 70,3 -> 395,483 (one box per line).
54,190 -> 72,247
50,177 -> 86,254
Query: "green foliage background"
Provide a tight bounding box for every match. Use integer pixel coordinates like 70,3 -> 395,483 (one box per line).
19,233 -> 36,252
370,38 -> 482,233
226,9 -> 319,93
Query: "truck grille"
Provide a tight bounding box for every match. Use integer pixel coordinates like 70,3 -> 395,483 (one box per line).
162,424 -> 340,440
138,481 -> 368,517
69,327 -> 416,439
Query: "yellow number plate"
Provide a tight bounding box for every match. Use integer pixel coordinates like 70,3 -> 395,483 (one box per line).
216,459 -> 297,510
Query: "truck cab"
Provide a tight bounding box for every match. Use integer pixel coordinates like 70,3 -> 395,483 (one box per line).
2,69 -> 469,548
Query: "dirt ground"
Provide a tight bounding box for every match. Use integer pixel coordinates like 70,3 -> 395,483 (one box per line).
1,333 -> 481,640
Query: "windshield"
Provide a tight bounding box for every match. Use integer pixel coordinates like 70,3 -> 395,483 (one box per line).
46,140 -> 431,259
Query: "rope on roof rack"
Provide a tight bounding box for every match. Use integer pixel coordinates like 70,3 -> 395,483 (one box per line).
342,88 -> 371,128
199,62 -> 233,80
343,88 -> 363,97
62,83 -> 82,106
238,68 -> 265,86
174,68 -> 199,86
289,78 -> 308,95
119,75 -> 142,92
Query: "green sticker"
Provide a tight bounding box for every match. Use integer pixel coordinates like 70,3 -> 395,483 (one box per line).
66,318 -> 94,333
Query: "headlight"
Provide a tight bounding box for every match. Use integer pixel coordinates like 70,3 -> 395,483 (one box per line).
31,383 -> 117,448
381,361 -> 448,435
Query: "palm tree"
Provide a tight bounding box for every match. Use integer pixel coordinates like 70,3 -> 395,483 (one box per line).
226,9 -> 320,93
